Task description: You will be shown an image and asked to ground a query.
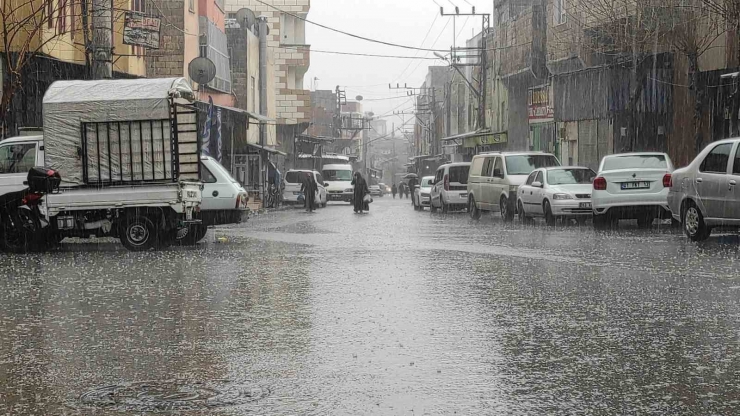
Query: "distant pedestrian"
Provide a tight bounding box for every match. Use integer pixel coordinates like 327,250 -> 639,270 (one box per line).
300,172 -> 317,212
351,172 -> 370,213
391,183 -> 398,199
407,177 -> 418,204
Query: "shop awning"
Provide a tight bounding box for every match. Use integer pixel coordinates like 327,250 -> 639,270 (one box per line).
247,142 -> 287,156
213,104 -> 275,124
440,129 -> 491,145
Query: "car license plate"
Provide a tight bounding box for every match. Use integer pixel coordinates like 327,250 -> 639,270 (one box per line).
579,202 -> 592,209
293,192 -> 301,195
621,181 -> 650,190
460,193 -> 467,198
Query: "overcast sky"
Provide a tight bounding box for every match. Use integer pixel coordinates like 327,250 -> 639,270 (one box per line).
304,0 -> 493,128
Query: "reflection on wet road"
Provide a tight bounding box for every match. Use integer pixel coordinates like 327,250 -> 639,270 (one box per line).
2,197 -> 740,414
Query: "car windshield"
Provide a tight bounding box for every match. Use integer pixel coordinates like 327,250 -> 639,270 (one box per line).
505,155 -> 560,175
448,166 -> 470,184
323,170 -> 353,181
547,168 -> 596,185
602,155 -> 668,171
422,178 -> 434,186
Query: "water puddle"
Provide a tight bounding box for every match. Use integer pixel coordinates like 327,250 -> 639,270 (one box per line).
75,380 -> 270,412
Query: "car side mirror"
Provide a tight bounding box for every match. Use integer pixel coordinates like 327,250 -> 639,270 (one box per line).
324,183 -> 329,187
493,168 -> 503,178
532,181 -> 543,188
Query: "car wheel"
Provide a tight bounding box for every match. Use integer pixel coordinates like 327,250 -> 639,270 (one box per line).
544,200 -> 556,226
500,196 -> 514,222
469,196 -> 481,220
683,202 -> 711,241
517,200 -> 532,224
120,212 -> 159,251
441,196 -> 449,214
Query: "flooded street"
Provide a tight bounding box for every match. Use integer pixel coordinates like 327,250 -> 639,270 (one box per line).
2,197 -> 740,415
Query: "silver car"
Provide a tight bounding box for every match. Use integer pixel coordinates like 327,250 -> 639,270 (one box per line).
668,137 -> 740,241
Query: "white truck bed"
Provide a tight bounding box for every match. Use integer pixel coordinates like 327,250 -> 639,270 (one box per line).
44,182 -> 202,215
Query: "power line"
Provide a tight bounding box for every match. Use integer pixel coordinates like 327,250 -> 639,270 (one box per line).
277,45 -> 438,60
392,12 -> 440,83
251,0 -> 458,53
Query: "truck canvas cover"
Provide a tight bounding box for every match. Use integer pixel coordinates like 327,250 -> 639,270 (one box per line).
42,77 -> 197,186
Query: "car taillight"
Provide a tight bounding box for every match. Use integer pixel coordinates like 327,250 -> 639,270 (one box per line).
593,177 -> 607,191
235,194 -> 241,209
663,173 -> 672,188
444,174 -> 449,191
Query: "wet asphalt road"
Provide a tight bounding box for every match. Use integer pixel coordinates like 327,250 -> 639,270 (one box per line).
2,196 -> 740,415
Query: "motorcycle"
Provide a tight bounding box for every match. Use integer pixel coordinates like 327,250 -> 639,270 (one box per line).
0,167 -> 61,253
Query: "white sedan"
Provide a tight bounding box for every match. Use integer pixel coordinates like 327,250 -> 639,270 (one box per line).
517,167 -> 597,225
413,176 -> 435,210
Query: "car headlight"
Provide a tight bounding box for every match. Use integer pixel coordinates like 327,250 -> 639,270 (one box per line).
344,188 -> 354,193
509,185 -> 519,192
553,193 -> 574,200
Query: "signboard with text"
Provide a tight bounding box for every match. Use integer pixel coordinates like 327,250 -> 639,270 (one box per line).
123,12 -> 161,49
528,84 -> 554,123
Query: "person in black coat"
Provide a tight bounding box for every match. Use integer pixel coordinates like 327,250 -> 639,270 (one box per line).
300,172 -> 318,212
351,172 -> 370,213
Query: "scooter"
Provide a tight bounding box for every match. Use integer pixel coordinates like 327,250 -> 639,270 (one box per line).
0,167 -> 61,253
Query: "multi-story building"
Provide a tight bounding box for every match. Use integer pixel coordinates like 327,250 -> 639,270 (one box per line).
0,0 -> 144,137
224,0 -> 311,167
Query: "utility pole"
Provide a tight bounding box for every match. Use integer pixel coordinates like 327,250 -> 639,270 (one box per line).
91,0 -> 113,79
258,16 -> 269,203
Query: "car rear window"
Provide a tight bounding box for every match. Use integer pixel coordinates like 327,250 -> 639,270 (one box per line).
448,166 -> 470,184
505,155 -> 560,175
285,171 -> 305,183
602,155 -> 667,171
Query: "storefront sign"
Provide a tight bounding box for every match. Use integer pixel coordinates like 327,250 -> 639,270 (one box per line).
480,133 -> 508,145
528,84 -> 554,122
123,12 -> 161,49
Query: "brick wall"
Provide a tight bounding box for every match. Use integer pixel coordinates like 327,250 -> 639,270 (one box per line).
146,0 -> 186,77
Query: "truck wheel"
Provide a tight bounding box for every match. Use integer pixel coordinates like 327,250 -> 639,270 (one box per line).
120,213 -> 158,251
178,224 -> 208,246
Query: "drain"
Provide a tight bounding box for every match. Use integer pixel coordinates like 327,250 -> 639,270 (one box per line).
78,380 -> 269,412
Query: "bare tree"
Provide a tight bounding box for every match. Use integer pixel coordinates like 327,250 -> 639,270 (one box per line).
0,0 -> 76,138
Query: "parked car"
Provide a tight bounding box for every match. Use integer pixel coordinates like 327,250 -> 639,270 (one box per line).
379,183 -> 390,195
430,163 -> 471,213
592,152 -> 674,228
283,169 -> 328,207
668,137 -> 740,241
369,185 -> 383,197
517,167 -> 596,225
468,152 -> 561,221
413,176 -> 435,210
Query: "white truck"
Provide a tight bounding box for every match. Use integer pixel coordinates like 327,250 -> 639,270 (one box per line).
0,77 -> 204,251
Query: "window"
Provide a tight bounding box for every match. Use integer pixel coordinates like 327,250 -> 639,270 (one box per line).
471,157 -> 484,176
535,171 -> 544,184
322,169 -> 353,181
435,169 -> 444,184
733,144 -> 740,175
493,157 -> 505,178
554,0 -> 567,25
448,166 -> 470,184
700,143 -> 732,174
250,76 -> 256,111
131,0 -> 146,56
525,171 -> 538,185
0,143 -> 37,174
201,164 -> 217,183
547,168 -> 596,185
504,155 -> 560,176
482,157 -> 494,177
603,154 -> 668,171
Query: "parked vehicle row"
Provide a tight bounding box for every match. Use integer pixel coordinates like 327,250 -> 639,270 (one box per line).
282,169 -> 328,207
409,143 -> 740,241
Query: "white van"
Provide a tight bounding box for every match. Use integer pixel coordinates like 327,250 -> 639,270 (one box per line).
468,152 -> 560,221
430,163 -> 471,213
322,164 -> 354,203
282,169 -> 328,207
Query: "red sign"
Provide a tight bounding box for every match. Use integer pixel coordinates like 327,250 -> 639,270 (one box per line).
528,85 -> 554,121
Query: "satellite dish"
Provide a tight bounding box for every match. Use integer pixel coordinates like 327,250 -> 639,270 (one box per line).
188,57 -> 216,85
356,95 -> 363,101
235,8 -> 256,30
367,111 -> 375,117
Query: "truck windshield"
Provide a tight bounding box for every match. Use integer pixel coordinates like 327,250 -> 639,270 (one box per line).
323,170 -> 352,181
505,155 -> 560,175
0,143 -> 36,174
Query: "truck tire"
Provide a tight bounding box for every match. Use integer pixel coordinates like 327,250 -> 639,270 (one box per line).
178,224 -> 208,246
120,213 -> 159,251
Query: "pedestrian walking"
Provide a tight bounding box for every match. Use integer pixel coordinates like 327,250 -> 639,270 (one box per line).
300,172 -> 318,212
407,177 -> 418,204
351,172 -> 370,213
391,183 -> 398,199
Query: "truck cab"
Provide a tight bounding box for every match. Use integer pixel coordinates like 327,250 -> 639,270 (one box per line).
0,135 -> 44,196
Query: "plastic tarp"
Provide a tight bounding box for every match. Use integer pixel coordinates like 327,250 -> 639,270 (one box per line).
42,77 -> 195,185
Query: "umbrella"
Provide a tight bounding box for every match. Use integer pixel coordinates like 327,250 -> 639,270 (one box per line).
403,173 -> 419,180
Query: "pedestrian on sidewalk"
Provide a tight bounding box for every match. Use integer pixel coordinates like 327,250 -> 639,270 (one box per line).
351,172 -> 370,213
301,172 -> 318,212
407,177 -> 418,204
391,183 -> 398,199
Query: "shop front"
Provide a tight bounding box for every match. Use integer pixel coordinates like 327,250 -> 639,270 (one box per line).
528,84 -> 558,157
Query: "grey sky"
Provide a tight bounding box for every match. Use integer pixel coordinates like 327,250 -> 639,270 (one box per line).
304,0 -> 491,124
